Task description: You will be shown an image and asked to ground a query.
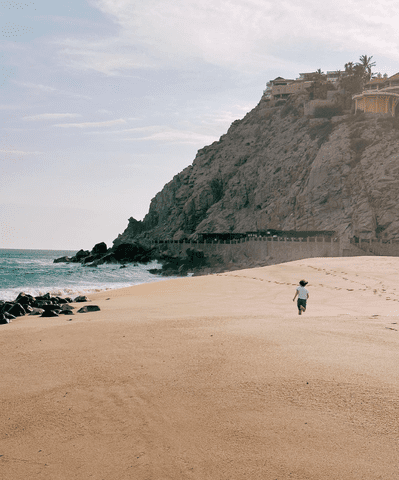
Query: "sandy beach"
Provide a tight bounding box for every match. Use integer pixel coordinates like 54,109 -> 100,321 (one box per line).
2,256 -> 399,479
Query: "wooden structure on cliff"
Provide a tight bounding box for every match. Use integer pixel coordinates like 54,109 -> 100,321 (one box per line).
353,73 -> 399,117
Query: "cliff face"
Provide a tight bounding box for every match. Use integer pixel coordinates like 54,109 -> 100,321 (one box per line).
114,94 -> 399,244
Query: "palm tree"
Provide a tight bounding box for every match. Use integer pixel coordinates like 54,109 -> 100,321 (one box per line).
344,62 -> 354,74
357,55 -> 376,82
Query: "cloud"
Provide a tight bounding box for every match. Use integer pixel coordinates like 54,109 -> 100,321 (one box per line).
81,124 -> 216,144
120,126 -> 217,145
17,82 -> 92,100
54,118 -> 127,128
56,37 -> 157,75
57,0 -> 399,75
23,113 -> 82,121
0,149 -> 43,156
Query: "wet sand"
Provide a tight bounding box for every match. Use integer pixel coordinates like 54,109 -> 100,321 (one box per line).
2,256 -> 399,479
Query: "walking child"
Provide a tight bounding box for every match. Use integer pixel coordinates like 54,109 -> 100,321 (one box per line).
293,280 -> 309,315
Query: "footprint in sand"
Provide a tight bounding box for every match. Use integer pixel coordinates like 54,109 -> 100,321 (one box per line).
347,289 -> 354,291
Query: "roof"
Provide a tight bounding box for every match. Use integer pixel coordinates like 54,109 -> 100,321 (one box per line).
366,78 -> 386,84
389,72 -> 399,82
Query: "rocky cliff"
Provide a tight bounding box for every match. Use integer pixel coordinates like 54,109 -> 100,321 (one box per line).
114,94 -> 399,244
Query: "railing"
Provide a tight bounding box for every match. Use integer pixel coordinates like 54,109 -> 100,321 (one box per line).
153,236 -> 339,246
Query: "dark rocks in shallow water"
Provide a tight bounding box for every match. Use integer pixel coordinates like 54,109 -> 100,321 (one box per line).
67,249 -> 90,263
151,247 -> 208,276
112,242 -> 153,263
91,242 -> 107,255
53,255 -> 72,263
77,305 -> 100,313
56,240 -> 154,267
58,309 -> 74,315
36,293 -> 51,301
89,253 -> 118,265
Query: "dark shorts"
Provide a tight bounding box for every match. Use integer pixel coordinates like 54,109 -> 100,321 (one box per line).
297,299 -> 307,310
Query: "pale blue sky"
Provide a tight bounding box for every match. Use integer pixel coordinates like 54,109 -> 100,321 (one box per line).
1,0 -> 399,250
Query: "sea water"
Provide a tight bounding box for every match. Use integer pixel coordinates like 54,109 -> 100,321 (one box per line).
0,249 -> 174,302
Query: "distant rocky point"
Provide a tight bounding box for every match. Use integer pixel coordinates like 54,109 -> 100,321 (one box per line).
54,242 -> 213,277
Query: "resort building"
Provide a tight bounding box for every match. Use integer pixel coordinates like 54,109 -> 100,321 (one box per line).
265,76 -> 313,100
264,70 -> 346,101
353,73 -> 399,117
326,71 -> 341,83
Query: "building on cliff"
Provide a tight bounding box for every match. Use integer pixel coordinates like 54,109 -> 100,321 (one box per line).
353,73 -> 399,117
266,77 -> 314,100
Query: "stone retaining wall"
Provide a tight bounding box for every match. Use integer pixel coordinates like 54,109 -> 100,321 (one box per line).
351,239 -> 399,256
153,236 -> 342,265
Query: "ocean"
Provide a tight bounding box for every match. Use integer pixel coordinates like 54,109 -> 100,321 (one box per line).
0,249 -> 175,302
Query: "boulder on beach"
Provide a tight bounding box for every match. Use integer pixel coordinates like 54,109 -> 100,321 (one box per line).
40,310 -> 60,317
77,305 -> 100,313
0,314 -> 10,324
5,303 -> 26,317
74,295 -> 88,303
15,293 -> 35,306
29,308 -> 45,316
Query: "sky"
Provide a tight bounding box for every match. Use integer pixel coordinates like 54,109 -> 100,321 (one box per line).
1,0 -> 399,250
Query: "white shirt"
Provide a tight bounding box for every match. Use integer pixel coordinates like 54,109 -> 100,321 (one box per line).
296,286 -> 309,299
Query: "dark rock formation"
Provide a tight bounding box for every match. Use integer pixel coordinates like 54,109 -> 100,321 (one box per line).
91,242 -> 107,255
54,241 -> 154,267
149,247 -> 208,276
72,250 -> 91,262
53,256 -> 72,263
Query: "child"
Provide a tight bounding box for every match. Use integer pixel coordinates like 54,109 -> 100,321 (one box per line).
293,280 -> 309,315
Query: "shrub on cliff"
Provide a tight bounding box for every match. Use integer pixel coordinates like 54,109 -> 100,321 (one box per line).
314,105 -> 343,119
